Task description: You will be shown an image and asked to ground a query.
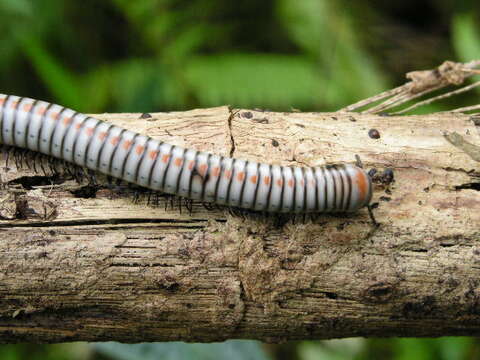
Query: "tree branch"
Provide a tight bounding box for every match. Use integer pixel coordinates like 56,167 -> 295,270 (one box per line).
339,60 -> 480,114
0,104 -> 479,343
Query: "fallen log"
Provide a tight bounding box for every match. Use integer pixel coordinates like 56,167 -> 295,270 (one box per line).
0,102 -> 479,343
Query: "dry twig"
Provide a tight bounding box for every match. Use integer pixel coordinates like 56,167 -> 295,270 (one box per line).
340,60 -> 480,114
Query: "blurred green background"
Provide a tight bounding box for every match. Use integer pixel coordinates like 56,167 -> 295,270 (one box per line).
1,0 -> 480,359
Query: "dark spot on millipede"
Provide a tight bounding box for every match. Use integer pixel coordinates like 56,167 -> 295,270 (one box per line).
423,187 -> 430,193
295,123 -> 305,128
349,116 -> 356,122
254,118 -> 269,124
331,116 -> 337,120
368,129 -> 381,139
379,196 -> 391,202
140,113 -> 152,119
241,111 -> 253,119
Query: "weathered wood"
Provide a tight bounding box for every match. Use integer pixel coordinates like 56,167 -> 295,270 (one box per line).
0,107 -> 479,343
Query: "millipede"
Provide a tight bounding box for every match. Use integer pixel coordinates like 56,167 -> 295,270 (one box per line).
0,94 -> 376,223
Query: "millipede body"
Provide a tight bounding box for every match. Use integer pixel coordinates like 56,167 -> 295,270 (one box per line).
0,94 -> 373,214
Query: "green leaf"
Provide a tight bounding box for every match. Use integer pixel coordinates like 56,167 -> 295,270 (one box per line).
0,0 -> 33,17
162,24 -> 210,61
393,338 -> 438,360
18,35 -> 83,109
93,341 -> 271,360
277,0 -> 388,109
438,337 -> 473,360
298,339 -> 365,360
0,0 -> 33,67
184,53 -> 322,110
452,13 -> 480,62
277,0 -> 329,55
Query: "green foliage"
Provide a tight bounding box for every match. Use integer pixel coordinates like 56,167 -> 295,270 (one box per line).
0,343 -> 90,360
277,0 -> 388,107
19,35 -> 83,109
94,341 -> 271,360
1,1 -> 480,359
0,0 -> 391,112
183,53 -> 322,108
297,338 -> 364,360
452,13 -> 480,62
365,337 -> 477,360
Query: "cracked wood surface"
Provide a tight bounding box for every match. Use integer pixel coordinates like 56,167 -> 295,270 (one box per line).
0,107 -> 479,343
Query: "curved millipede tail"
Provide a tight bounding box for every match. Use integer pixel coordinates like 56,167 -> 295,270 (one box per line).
0,94 -> 373,216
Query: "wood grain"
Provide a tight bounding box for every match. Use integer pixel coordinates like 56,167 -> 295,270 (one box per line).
0,107 -> 479,343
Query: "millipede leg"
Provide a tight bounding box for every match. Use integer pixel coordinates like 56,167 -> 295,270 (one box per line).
132,190 -> 140,204
185,198 -> 193,214
24,152 -> 33,170
19,149 -> 26,169
39,156 -> 48,176
3,146 -> 11,168
367,203 -> 380,228
47,156 -> 56,174
178,196 -> 182,214
87,170 -> 97,185
13,148 -> 21,170
355,154 -> 363,168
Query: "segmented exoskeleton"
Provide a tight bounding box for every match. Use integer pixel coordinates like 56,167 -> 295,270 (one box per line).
0,94 -> 373,215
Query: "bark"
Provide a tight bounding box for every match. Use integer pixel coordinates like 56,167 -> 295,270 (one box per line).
0,107 -> 479,343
